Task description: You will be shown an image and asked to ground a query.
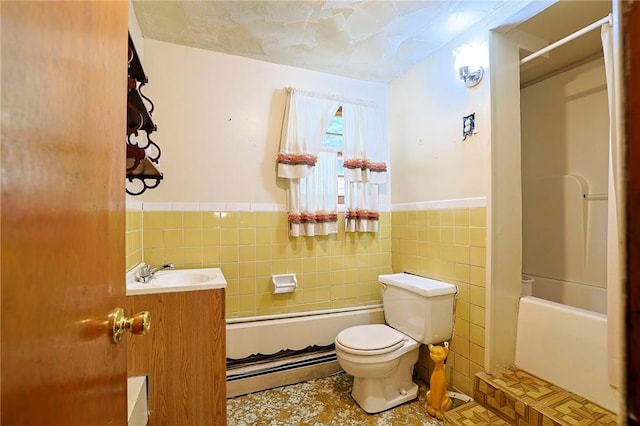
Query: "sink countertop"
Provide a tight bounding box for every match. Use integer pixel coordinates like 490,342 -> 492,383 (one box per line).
126,266 -> 227,296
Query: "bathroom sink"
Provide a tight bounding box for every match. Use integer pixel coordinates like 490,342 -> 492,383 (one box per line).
126,267 -> 227,295
153,270 -> 213,286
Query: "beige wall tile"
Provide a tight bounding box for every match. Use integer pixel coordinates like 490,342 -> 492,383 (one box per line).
454,227 -> 469,245
469,246 -> 486,267
239,228 -> 256,245
144,211 -> 164,229
163,211 -> 182,229
456,300 -> 470,322
144,229 -> 163,248
203,211 -> 222,228
184,229 -> 203,247
470,304 -> 486,327
470,285 -> 486,307
454,245 -> 470,264
441,210 -> 455,226
221,212 -> 240,228
452,373 -> 472,396
469,208 -> 486,227
454,353 -> 470,377
470,266 -> 486,287
163,229 -> 183,247
221,228 -> 240,245
470,324 -> 485,347
454,208 -> 470,227
470,343 -> 485,367
131,207 -> 482,364
183,211 -> 202,229
469,227 -> 486,247
453,336 -> 470,358
454,263 -> 470,283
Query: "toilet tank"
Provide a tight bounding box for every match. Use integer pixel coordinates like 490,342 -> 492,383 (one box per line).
379,273 -> 457,344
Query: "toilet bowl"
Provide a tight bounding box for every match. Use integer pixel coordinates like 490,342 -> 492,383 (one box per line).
335,273 -> 457,414
335,324 -> 420,413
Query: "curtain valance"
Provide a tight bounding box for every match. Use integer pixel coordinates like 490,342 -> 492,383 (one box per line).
276,88 -> 387,236
277,88 -> 340,179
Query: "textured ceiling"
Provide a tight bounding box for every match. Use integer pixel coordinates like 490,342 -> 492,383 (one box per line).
132,0 -> 613,84
132,0 -> 515,83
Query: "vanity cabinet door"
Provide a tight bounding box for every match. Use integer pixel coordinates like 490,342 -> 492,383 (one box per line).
126,289 -> 226,425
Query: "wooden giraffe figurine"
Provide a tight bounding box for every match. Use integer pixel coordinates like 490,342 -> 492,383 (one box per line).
426,342 -> 452,420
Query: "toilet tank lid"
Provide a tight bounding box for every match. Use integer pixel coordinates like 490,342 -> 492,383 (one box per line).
379,273 -> 456,297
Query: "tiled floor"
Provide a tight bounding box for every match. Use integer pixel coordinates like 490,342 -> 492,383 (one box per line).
473,367 -> 618,426
227,372 -> 444,426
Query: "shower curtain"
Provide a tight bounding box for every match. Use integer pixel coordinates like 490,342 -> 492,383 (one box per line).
602,19 -> 623,390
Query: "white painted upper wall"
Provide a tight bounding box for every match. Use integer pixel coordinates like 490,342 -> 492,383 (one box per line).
388,26 -> 491,204
138,39 -> 389,205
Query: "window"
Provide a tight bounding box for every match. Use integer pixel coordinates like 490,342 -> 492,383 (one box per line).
321,107 -> 344,204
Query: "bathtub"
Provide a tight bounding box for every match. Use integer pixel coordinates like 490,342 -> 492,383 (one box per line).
515,296 -> 618,413
525,274 -> 607,314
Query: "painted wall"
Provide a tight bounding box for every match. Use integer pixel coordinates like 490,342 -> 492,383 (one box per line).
521,58 -> 608,290
388,32 -> 490,203
125,39 -> 394,317
139,39 -> 390,205
387,25 -> 493,392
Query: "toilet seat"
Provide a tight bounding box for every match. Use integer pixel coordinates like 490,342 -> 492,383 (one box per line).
335,324 -> 406,356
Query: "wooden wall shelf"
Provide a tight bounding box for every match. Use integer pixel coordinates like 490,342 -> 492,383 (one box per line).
126,33 -> 162,196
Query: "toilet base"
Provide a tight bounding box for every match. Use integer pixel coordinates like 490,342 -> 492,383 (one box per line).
351,379 -> 419,413
338,339 -> 420,414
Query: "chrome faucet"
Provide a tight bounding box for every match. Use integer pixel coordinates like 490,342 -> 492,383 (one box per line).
135,263 -> 175,283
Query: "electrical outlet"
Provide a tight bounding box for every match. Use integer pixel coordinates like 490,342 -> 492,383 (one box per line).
462,113 -> 475,140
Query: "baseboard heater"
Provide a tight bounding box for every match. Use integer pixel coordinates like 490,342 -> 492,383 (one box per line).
226,345 -> 341,398
227,344 -> 337,381
226,305 -> 384,398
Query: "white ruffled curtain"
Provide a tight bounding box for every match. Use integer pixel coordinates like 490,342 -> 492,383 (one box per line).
277,88 -> 340,236
342,103 -> 387,233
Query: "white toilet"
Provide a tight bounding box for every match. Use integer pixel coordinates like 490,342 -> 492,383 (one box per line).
335,273 -> 457,413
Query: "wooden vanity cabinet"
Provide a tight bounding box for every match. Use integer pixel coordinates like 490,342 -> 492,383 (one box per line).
126,289 -> 226,425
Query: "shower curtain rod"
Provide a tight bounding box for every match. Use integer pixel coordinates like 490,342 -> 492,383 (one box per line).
520,14 -> 612,65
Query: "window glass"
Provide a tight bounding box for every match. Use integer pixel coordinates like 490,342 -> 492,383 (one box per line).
321,109 -> 344,204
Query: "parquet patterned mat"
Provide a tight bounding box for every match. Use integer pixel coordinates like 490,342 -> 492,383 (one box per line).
448,366 -> 618,426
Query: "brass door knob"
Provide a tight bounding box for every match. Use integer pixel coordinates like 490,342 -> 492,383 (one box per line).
109,307 -> 151,344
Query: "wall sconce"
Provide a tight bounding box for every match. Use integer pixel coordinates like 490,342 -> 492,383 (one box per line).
453,44 -> 485,88
458,65 -> 484,88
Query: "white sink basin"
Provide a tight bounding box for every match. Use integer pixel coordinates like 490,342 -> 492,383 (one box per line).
126,267 -> 227,295
153,270 -> 213,286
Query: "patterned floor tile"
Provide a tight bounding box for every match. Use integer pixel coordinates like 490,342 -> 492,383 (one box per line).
534,392 -> 618,426
473,367 -> 618,426
227,372 -> 447,426
443,401 -> 510,426
483,367 -> 567,405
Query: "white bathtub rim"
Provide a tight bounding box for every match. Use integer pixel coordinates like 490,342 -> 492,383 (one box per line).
516,296 -> 618,413
523,273 -> 607,315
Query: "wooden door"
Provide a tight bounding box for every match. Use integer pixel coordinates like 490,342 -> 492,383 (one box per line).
627,2 -> 640,424
1,2 -> 129,424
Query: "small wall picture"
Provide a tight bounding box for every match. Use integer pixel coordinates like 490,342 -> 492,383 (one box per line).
462,113 -> 475,140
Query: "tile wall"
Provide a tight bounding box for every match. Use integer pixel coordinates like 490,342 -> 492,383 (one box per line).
128,205 -> 393,318
125,201 -> 487,396
126,206 -> 143,270
391,206 -> 486,396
